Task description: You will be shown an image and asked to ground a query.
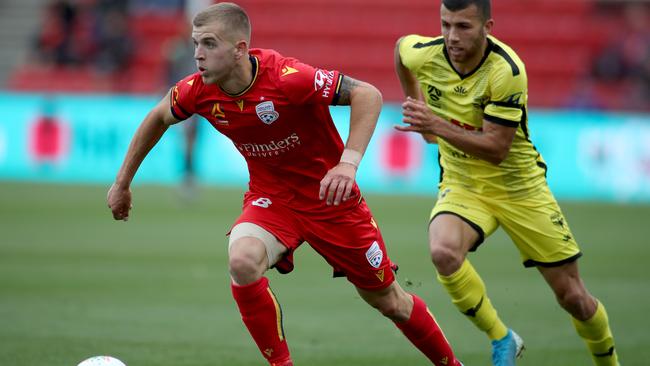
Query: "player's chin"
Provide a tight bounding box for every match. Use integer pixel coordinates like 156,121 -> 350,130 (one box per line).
200,73 -> 215,84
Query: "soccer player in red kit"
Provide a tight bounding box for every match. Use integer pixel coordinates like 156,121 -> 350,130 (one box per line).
107,3 -> 461,365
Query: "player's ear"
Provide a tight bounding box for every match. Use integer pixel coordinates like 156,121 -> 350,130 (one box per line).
233,40 -> 248,60
484,18 -> 494,35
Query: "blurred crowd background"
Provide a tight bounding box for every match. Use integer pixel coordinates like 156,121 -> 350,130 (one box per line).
0,0 -> 649,202
0,0 -> 648,111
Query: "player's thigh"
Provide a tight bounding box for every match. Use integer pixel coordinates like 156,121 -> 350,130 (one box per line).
231,193 -> 304,270
303,199 -> 396,291
229,223 -> 287,269
430,185 -> 498,253
495,187 -> 582,268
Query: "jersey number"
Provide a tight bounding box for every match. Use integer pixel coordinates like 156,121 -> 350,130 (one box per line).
252,197 -> 272,208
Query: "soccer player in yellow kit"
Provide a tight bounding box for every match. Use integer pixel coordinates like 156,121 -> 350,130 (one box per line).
394,1 -> 620,365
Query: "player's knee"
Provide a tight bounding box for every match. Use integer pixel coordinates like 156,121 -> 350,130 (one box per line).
361,288 -> 410,322
373,298 -> 405,321
228,252 -> 264,283
555,286 -> 589,315
430,243 -> 463,274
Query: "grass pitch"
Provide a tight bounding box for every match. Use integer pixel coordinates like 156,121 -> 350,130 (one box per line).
1,182 -> 648,365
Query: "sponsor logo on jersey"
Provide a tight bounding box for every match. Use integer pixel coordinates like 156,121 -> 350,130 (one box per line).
365,241 -> 383,268
211,103 -> 228,125
314,69 -> 335,98
234,132 -> 301,158
255,101 -> 279,124
504,92 -> 523,105
375,269 -> 385,282
427,84 -> 442,101
426,84 -> 443,107
454,85 -> 468,95
370,217 -> 377,229
281,66 -> 299,77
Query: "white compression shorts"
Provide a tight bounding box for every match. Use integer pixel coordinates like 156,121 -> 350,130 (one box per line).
228,222 -> 286,267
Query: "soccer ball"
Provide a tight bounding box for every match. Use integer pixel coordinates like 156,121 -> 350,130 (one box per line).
77,356 -> 126,366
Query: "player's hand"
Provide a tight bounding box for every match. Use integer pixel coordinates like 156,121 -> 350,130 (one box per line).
319,162 -> 357,206
395,97 -> 441,135
107,183 -> 132,221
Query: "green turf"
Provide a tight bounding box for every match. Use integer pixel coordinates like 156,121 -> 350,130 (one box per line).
1,182 -> 648,365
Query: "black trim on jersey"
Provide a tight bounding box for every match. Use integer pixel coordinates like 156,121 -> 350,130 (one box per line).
521,107 -> 530,140
169,87 -> 191,120
331,74 -> 344,106
523,252 -> 582,268
491,42 -> 520,76
490,100 -> 522,108
537,160 -> 548,177
174,102 -> 191,119
220,55 -> 259,97
438,151 -> 444,183
431,211 -> 485,251
413,38 -> 445,48
443,38 -> 493,80
484,114 -> 519,127
170,107 -> 185,121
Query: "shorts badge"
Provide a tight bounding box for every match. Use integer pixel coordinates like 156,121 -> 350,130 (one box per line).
365,241 -> 383,268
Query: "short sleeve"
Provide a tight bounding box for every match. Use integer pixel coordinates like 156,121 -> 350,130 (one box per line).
484,67 -> 527,127
170,74 -> 200,121
277,58 -> 343,105
399,34 -> 436,74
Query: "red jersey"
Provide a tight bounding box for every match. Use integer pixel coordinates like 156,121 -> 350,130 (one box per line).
170,48 -> 360,216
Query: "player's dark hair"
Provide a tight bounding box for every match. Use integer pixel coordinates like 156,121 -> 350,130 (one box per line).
442,0 -> 491,21
193,2 -> 251,42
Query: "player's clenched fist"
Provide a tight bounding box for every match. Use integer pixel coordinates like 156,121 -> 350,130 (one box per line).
107,183 -> 132,221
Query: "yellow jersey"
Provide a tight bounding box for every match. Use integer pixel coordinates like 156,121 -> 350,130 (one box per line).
399,34 -> 548,199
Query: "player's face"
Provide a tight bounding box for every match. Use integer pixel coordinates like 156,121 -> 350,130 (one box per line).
440,4 -> 493,66
192,22 -> 238,85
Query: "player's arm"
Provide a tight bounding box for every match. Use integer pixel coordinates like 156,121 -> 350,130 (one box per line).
394,37 -> 437,144
398,97 -> 516,165
335,76 -> 382,159
319,75 -> 382,206
107,89 -> 181,221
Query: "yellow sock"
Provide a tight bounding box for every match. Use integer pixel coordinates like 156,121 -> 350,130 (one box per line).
437,259 -> 508,340
572,302 -> 619,366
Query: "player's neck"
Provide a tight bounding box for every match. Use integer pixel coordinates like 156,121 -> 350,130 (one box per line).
219,55 -> 254,95
452,38 -> 489,75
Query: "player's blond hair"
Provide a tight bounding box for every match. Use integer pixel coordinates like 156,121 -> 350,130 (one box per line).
193,2 -> 251,43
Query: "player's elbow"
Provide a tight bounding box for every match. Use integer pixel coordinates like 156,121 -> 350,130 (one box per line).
363,82 -> 383,105
352,81 -> 383,108
486,147 -> 509,165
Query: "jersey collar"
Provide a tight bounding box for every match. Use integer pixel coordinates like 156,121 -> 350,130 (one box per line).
220,55 -> 259,97
443,37 -> 493,80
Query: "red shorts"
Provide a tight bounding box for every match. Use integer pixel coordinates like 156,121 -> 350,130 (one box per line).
232,192 -> 396,291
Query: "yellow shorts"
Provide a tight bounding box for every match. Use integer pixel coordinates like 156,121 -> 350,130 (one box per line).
430,184 -> 582,267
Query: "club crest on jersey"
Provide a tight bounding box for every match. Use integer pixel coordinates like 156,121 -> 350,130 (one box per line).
255,101 -> 279,124
365,241 -> 383,269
